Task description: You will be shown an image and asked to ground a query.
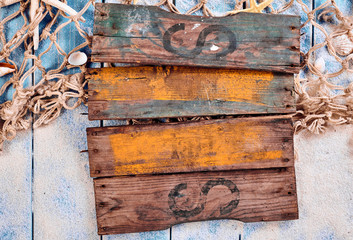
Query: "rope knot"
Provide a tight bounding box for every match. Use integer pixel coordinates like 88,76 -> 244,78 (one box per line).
348,30 -> 353,40
45,90 -> 53,97
69,15 -> 79,23
19,3 -> 27,12
24,50 -> 32,59
17,28 -> 26,36
1,50 -> 11,59
307,12 -> 315,21
41,28 -> 51,40
35,58 -> 42,67
38,5 -> 46,13
342,60 -> 349,69
49,33 -> 57,42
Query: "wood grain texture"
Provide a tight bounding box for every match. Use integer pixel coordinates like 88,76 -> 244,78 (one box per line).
169,2 -> 252,239
3,1 -> 352,240
101,1 -> 172,239
87,115 -> 294,178
32,1 -> 101,239
86,66 -> 295,120
91,3 -> 301,73
94,167 -> 298,235
0,3 -> 33,239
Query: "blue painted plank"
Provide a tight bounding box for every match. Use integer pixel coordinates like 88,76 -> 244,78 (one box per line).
32,0 -> 101,239
0,2 -> 33,240
0,130 -> 32,240
103,230 -> 170,240
33,105 -> 100,239
172,220 -> 243,240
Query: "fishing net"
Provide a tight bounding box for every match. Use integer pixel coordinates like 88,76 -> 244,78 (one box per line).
0,0 -> 352,150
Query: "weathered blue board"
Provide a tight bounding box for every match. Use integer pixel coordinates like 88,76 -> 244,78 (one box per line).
0,3 -> 32,240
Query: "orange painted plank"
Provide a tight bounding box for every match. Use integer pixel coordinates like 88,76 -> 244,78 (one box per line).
87,115 -> 294,177
87,66 -> 295,120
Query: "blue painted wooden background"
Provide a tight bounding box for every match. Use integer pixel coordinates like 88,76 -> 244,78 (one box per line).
1,0 -> 352,239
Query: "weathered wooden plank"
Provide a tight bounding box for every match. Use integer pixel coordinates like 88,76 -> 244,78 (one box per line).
238,0 -> 313,238
0,3 -> 33,239
87,66 -> 295,120
32,1 -> 100,239
91,3 -> 301,73
87,115 -> 294,178
0,133 -> 32,240
94,167 -> 298,235
98,1 -> 172,239
170,1 -> 250,239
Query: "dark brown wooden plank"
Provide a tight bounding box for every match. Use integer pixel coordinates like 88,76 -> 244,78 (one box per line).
87,115 -> 294,178
86,66 -> 295,120
92,3 -> 300,73
94,167 -> 298,235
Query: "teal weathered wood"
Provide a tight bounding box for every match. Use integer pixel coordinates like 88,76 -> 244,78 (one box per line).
91,3 -> 301,73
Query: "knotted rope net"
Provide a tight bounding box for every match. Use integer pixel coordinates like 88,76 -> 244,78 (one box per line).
0,0 -> 352,150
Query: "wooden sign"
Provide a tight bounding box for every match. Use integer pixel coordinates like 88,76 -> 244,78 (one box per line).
88,115 -> 298,235
88,3 -> 299,235
94,167 -> 298,235
92,3 -> 300,73
87,115 -> 294,178
87,66 -> 295,120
